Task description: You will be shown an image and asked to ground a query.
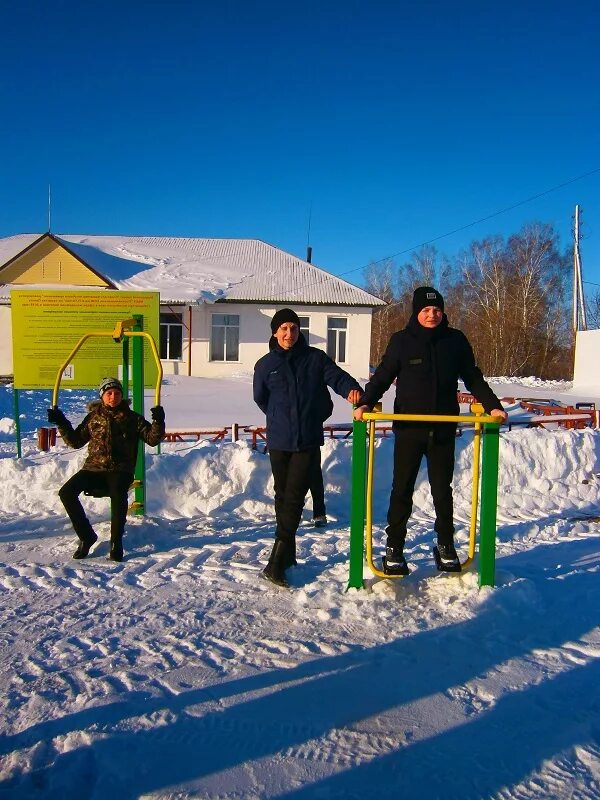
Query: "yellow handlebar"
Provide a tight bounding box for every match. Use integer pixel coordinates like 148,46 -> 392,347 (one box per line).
52,330 -> 163,408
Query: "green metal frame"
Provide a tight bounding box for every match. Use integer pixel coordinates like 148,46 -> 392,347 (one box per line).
349,419 -> 368,590
348,413 -> 500,590
132,315 -> 146,515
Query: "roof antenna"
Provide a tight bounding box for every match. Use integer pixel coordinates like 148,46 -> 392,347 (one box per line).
48,184 -> 51,232
306,202 -> 312,263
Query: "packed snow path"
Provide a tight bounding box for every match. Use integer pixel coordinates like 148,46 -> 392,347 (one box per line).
0,429 -> 599,799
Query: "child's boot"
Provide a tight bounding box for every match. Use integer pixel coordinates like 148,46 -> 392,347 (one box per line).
72,520 -> 97,560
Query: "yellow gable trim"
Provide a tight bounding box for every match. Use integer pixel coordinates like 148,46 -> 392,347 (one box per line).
0,237 -> 110,287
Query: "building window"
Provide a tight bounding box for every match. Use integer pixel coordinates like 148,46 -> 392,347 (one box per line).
160,312 -> 183,360
210,314 -> 239,361
298,315 -> 310,344
327,317 -> 347,363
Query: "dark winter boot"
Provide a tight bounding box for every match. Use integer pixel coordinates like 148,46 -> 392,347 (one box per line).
283,536 -> 297,569
109,535 -> 124,562
433,542 -> 461,573
72,531 -> 98,560
382,545 -> 409,576
262,539 -> 290,587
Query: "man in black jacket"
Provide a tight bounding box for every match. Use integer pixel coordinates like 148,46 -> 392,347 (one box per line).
354,287 -> 506,575
254,308 -> 362,586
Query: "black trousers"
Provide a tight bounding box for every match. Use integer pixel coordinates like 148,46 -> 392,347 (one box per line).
269,448 -> 321,544
386,428 -> 456,549
59,470 -> 133,543
308,448 -> 326,518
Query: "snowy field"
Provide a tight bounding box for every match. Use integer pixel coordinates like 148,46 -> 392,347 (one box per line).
0,375 -> 599,799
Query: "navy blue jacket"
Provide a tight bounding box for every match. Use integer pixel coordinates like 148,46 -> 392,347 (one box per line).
253,335 -> 361,451
360,315 -> 502,436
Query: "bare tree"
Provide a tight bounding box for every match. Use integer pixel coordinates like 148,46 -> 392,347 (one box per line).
363,226 -> 573,378
363,258 -> 401,365
457,224 -> 571,377
585,288 -> 600,329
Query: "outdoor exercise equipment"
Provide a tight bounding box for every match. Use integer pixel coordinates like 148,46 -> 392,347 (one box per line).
348,405 -> 501,590
51,315 -> 163,514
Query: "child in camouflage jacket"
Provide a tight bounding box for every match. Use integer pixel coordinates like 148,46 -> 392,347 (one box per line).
48,377 -> 165,562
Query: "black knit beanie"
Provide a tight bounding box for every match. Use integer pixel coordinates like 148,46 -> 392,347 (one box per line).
270,308 -> 301,333
412,286 -> 444,315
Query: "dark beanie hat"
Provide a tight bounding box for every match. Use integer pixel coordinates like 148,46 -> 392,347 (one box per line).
412,286 -> 444,315
270,308 -> 301,333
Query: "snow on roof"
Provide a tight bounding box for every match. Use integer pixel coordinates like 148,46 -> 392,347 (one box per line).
0,233 -> 385,307
0,233 -> 41,266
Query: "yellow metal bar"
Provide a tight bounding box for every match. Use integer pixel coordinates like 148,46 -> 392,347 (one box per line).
363,411 -> 497,424
52,328 -> 163,408
463,403 -> 485,568
52,331 -> 116,407
112,318 -> 136,341
365,419 -> 405,580
461,421 -> 482,569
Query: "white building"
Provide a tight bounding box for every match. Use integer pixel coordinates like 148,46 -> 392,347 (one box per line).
0,233 -> 384,381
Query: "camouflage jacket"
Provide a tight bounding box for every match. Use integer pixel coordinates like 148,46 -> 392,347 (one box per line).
58,400 -> 165,473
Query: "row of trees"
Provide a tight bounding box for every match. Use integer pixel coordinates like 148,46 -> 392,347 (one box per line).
363,222 -> 589,380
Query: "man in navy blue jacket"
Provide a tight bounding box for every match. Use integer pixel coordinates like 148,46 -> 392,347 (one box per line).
354,287 -> 507,575
254,308 -> 362,586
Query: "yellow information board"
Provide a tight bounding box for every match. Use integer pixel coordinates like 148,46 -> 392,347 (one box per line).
11,290 -> 160,389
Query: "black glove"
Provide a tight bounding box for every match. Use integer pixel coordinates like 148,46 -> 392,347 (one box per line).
150,405 -> 165,424
47,407 -> 67,426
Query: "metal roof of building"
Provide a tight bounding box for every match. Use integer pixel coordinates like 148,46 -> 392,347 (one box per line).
0,233 -> 385,307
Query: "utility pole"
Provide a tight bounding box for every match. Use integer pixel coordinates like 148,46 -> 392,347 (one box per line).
573,205 -> 587,332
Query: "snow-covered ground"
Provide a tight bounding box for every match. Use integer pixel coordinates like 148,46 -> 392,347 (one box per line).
0,376 -> 599,799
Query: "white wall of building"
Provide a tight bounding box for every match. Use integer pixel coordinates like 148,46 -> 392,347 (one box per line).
0,305 -> 13,375
160,303 -> 373,382
573,329 -> 600,389
0,299 -> 375,382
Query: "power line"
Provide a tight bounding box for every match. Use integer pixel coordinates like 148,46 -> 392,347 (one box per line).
266,166 -> 600,302
342,165 -> 600,277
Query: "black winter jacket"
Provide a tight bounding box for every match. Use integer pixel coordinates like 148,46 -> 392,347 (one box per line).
253,335 -> 361,451
58,399 -> 165,473
360,315 -> 502,436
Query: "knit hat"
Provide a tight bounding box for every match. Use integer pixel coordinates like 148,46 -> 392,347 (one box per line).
99,377 -> 123,398
270,308 -> 301,333
412,286 -> 444,315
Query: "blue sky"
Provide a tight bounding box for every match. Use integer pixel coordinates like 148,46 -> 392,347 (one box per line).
2,1 -> 600,295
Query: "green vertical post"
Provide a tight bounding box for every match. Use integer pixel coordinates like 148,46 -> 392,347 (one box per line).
347,418 -> 367,590
132,315 -> 145,515
13,386 -> 21,459
478,423 -> 500,587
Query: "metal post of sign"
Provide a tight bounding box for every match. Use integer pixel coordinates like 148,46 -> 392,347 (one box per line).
478,424 -> 500,588
132,315 -> 145,515
13,386 -> 21,459
348,418 -> 367,590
